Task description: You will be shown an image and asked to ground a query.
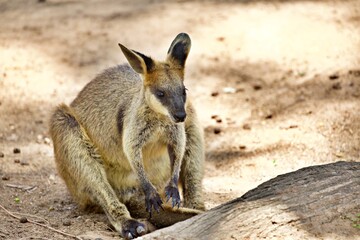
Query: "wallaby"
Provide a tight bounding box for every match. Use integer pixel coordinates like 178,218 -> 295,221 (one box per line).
50,33 -> 205,239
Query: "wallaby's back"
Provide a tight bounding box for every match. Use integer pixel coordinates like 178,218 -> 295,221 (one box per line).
70,64 -> 141,159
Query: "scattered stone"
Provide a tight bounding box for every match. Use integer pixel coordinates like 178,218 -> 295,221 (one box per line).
63,219 -> 72,226
14,159 -> 20,163
13,148 -> 21,154
265,114 -> 273,119
0,152 -> 4,158
20,217 -> 28,223
44,137 -> 51,144
239,145 -> 247,150
213,127 -> 221,134
329,74 -> 339,80
2,176 -> 10,181
217,37 -> 225,42
242,123 -> 251,130
211,115 -> 222,123
38,0 -> 46,3
211,91 -> 219,97
332,82 -> 341,90
223,87 -> 236,94
253,84 -> 262,90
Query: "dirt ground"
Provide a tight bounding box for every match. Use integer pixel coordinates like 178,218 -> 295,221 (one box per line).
0,0 -> 360,239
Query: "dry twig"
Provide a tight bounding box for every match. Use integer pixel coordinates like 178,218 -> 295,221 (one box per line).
0,203 -> 81,240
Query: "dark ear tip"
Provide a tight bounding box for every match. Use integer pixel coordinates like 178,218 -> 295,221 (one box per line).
118,43 -> 125,50
176,33 -> 191,43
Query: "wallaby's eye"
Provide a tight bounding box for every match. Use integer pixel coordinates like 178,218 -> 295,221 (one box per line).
156,90 -> 165,98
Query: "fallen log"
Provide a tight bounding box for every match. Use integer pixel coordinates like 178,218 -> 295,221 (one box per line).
142,161 -> 360,240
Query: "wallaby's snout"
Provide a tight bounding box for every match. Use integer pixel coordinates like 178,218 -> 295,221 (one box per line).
173,109 -> 187,123
171,90 -> 187,123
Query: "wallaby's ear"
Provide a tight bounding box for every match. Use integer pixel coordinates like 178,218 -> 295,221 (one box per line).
166,33 -> 191,68
118,43 -> 154,74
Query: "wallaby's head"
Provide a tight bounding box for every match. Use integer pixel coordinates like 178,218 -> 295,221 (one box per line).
119,33 -> 191,123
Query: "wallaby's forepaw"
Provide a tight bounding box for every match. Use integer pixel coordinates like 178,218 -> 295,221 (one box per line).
121,219 -> 147,240
145,187 -> 163,217
165,185 -> 181,208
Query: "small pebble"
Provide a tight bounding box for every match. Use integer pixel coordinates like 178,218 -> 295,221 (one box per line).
63,219 -> 71,226
211,115 -> 222,123
20,217 -> 28,223
223,87 -> 236,94
332,82 -> 341,90
13,148 -> 21,154
329,74 -> 339,80
2,176 -> 10,181
211,92 -> 219,97
242,123 -> 251,130
0,152 -> 4,158
265,114 -> 273,119
213,127 -> 221,134
44,137 -> 51,144
239,145 -> 247,150
253,84 -> 262,90
14,159 -> 20,163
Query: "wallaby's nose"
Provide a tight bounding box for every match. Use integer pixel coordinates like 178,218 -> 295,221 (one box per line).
174,112 -> 187,123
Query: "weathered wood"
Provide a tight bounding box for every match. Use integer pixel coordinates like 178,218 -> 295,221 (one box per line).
141,161 -> 360,240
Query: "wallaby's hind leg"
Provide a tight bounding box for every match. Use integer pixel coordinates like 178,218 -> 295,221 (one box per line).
50,104 -> 148,239
125,194 -> 202,228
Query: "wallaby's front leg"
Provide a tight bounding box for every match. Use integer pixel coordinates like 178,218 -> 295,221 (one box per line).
165,126 -> 186,208
123,123 -> 163,216
181,113 -> 205,210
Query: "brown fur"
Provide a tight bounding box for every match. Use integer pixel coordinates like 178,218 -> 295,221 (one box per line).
49,33 -> 204,239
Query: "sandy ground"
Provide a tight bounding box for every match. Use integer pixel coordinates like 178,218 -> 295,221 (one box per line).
0,0 -> 360,239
